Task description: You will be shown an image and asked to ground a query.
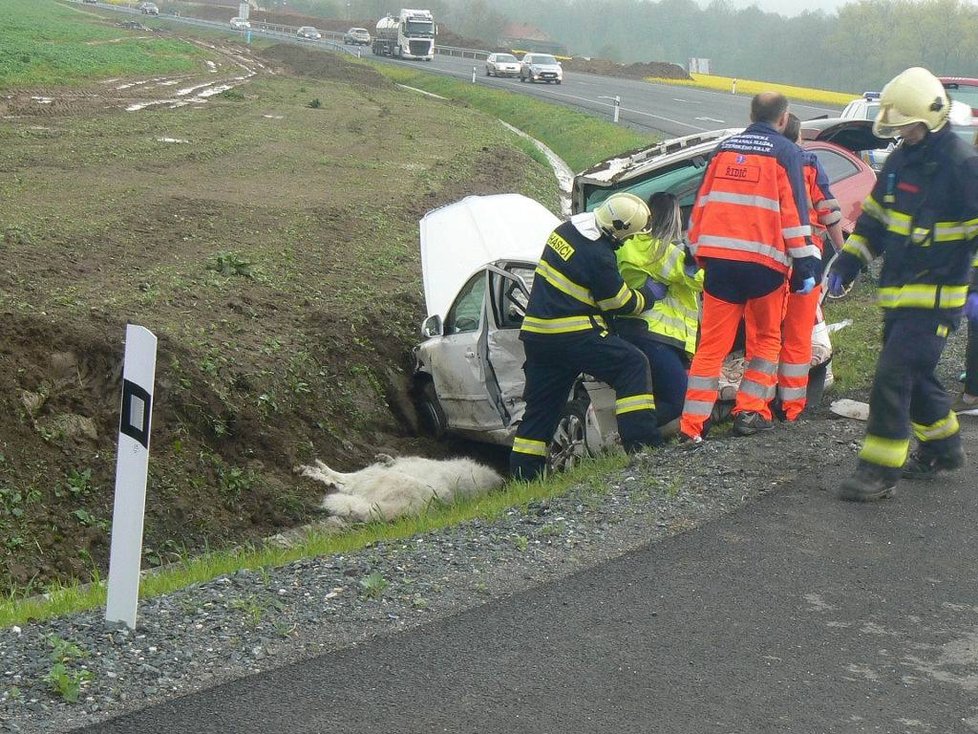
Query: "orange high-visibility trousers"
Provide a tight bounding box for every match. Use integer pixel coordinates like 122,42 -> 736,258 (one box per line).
778,285 -> 821,420
680,287 -> 787,439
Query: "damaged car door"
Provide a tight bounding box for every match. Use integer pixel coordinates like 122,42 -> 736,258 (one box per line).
420,262 -> 533,435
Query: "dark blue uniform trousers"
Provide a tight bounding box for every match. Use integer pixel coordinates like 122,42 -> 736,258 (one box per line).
509,332 -> 661,481
860,313 -> 961,477
614,319 -> 690,426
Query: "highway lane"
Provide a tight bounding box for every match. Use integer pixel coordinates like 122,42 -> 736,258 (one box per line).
78,1 -> 843,138
377,53 -> 844,138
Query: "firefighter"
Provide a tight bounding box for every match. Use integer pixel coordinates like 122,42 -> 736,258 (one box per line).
679,92 -> 820,445
776,113 -> 845,421
615,192 -> 704,433
828,67 -> 978,502
510,193 -> 666,481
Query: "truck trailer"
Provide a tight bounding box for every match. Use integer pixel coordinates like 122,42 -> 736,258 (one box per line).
372,8 -> 435,61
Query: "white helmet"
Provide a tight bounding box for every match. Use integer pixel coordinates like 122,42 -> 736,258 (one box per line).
873,67 -> 950,138
594,193 -> 650,242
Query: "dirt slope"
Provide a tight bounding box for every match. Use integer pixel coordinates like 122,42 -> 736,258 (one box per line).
0,37 -> 557,592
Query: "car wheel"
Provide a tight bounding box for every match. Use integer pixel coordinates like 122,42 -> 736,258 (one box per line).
548,397 -> 590,473
415,381 -> 447,439
556,80 -> 562,85
486,68 -> 491,76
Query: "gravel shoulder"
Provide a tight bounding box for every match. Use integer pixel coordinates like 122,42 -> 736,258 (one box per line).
1,330 -> 970,733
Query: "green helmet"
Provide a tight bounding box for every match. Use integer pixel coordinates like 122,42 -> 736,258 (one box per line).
594,193 -> 651,242
873,67 -> 950,138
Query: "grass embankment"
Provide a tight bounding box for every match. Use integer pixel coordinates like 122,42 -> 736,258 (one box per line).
0,3 -> 880,627
0,0 -> 210,89
649,73 -> 856,106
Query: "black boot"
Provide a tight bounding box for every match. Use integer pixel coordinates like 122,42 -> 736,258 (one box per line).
902,444 -> 966,481
837,461 -> 898,502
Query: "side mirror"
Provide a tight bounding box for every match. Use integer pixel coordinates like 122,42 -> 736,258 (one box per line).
421,314 -> 443,338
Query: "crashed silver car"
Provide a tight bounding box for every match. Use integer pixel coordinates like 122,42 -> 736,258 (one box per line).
410,194 -> 618,469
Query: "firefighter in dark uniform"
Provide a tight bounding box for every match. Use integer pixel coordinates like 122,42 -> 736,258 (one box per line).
510,193 -> 666,480
828,67 -> 978,501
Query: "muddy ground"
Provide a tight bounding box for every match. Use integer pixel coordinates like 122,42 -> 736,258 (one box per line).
0,30 -> 556,593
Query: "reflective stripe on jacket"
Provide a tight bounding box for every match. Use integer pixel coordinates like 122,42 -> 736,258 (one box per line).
802,149 -> 841,242
688,121 -> 817,274
842,124 -> 978,317
520,214 -> 649,341
615,232 -> 703,357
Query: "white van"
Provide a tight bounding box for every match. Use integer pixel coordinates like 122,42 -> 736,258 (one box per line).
229,17 -> 251,30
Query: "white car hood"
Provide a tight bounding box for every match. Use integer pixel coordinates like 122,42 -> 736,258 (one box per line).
419,193 -> 559,319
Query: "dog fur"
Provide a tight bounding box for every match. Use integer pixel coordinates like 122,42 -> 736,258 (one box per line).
297,454 -> 505,522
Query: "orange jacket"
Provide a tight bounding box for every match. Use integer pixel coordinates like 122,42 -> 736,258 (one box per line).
801,148 -> 841,246
689,122 -> 820,276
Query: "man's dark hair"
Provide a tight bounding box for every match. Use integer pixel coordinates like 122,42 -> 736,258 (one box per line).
751,92 -> 789,124
783,112 -> 801,143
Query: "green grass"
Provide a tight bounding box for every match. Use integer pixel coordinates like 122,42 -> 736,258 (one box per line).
0,0 -> 210,89
0,454 -> 629,627
822,280 -> 883,394
373,65 -> 653,173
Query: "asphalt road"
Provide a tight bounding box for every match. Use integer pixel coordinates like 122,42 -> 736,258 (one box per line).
82,421 -> 978,734
79,1 -> 843,138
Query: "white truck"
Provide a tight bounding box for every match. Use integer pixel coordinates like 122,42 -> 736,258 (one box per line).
372,8 -> 435,61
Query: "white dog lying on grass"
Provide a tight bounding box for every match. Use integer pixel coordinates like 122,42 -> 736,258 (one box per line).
297,454 -> 505,522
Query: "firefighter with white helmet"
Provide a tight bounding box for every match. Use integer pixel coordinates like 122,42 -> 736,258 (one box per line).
827,66 -> 978,501
510,193 -> 667,480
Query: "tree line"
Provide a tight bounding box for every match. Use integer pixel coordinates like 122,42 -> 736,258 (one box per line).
266,0 -> 978,93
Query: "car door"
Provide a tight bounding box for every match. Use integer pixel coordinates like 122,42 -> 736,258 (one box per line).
425,262 -> 533,432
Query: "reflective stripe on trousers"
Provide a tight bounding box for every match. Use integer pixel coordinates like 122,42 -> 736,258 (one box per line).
680,286 -> 786,438
778,286 -> 820,420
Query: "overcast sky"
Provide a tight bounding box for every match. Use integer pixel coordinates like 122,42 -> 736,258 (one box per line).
724,0 -> 845,16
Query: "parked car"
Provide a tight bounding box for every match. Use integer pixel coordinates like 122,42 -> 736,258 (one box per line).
229,17 -> 251,29
139,2 -> 159,14
296,26 -> 321,40
519,53 -> 562,84
344,27 -> 371,45
485,53 -> 521,78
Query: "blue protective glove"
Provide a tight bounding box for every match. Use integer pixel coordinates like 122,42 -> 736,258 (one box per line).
640,277 -> 668,305
827,273 -> 846,298
965,292 -> 978,323
793,276 -> 816,295
827,251 -> 863,292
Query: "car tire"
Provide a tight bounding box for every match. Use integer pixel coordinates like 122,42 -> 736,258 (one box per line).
547,396 -> 590,473
486,68 -> 491,76
556,80 -> 562,84
415,381 -> 447,439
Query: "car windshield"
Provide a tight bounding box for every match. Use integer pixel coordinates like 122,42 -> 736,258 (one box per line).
405,19 -> 433,36
530,55 -> 558,65
496,54 -> 517,62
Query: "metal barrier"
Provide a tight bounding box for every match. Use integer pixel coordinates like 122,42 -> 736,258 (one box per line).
435,45 -> 489,61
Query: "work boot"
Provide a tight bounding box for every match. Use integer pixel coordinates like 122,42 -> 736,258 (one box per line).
678,433 -> 703,452
837,462 -> 897,502
732,411 -> 774,437
902,444 -> 966,481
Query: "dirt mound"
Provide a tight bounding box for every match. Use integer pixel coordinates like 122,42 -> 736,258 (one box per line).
260,44 -> 391,88
562,58 -> 691,81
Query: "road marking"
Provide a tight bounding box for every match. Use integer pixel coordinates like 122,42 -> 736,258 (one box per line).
675,98 -> 701,104
529,88 -> 710,131
695,116 -> 725,123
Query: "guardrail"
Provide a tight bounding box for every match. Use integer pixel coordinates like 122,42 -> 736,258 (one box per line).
435,45 -> 489,61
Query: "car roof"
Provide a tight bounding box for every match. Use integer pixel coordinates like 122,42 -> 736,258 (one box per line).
419,194 -> 558,319
798,118 -> 892,151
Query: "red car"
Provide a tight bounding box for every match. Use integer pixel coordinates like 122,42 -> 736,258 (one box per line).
940,77 -> 978,118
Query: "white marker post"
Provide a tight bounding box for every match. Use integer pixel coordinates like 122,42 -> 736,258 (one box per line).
105,324 -> 158,629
